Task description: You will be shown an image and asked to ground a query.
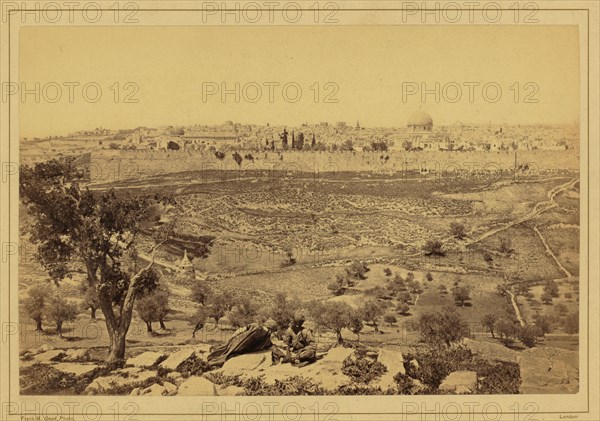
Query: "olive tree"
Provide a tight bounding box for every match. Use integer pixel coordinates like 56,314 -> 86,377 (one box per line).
20,158 -> 173,361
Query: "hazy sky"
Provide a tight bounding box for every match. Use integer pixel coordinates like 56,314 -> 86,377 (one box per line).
19,25 -> 579,138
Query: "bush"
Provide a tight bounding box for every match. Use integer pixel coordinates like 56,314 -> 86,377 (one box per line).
384,313 -> 397,326
422,240 -> 445,257
425,272 -> 433,282
228,297 -> 259,328
541,292 -> 553,305
20,363 -> 90,395
341,353 -> 387,384
383,267 -> 392,276
543,280 -> 560,297
450,222 -> 467,239
518,325 -> 540,348
564,311 -> 579,334
346,261 -> 370,280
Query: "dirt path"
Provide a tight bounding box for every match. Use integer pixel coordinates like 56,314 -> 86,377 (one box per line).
468,177 -> 578,245
506,289 -> 526,327
532,226 -> 572,278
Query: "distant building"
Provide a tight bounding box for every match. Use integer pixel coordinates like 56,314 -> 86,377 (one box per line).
407,110 -> 433,132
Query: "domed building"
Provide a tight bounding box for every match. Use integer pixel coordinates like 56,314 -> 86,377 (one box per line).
407,110 -> 433,132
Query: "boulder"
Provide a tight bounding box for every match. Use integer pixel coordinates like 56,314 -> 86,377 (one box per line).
261,347 -> 354,391
439,371 -> 477,394
195,343 -> 213,356
518,347 -> 578,394
217,351 -> 271,377
85,370 -> 158,394
63,348 -> 90,362
160,349 -> 196,371
33,344 -> 53,354
33,350 -> 66,363
126,351 -> 166,368
163,381 -> 178,396
374,348 -> 404,390
130,388 -> 141,396
217,385 -> 245,396
177,376 -> 218,396
140,383 -> 166,396
166,371 -> 182,382
53,363 -> 99,377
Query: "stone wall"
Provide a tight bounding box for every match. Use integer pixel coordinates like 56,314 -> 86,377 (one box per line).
90,149 -> 579,183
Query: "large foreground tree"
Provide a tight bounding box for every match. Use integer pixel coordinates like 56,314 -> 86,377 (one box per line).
20,158 -> 172,361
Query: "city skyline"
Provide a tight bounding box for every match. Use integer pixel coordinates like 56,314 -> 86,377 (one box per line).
20,25 -> 580,138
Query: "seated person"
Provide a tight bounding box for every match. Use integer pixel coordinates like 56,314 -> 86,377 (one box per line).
272,312 -> 317,366
207,318 -> 278,368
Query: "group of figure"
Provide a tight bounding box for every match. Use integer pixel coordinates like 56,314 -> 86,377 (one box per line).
206,312 -> 317,368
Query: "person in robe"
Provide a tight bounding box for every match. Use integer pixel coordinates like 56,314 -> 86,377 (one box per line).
271,312 -> 317,366
206,318 -> 278,368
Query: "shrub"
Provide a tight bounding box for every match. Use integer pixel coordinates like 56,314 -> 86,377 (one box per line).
450,222 -> 467,239
20,363 -> 90,395
228,297 -> 259,328
541,292 -> 553,305
425,272 -> 433,282
384,313 -> 397,326
564,311 -> 579,334
383,268 -> 392,276
543,280 -> 560,298
346,261 -> 370,280
474,358 -> 521,394
518,325 -> 540,348
341,353 -> 387,384
422,240 -> 445,257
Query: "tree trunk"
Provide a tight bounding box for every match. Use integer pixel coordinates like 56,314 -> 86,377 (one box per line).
35,318 -> 43,332
56,322 -> 63,338
336,331 -> 343,344
146,321 -> 153,333
491,329 -> 495,338
90,308 -> 96,319
108,331 -> 127,361
159,319 -> 167,330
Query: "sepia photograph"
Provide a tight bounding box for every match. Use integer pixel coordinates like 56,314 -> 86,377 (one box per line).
1,2 -> 599,420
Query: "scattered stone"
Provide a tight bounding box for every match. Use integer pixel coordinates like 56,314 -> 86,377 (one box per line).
195,344 -> 213,355
34,344 -> 53,354
177,376 -> 218,396
409,359 -> 419,371
141,383 -> 166,396
439,371 -> 477,394
160,349 -> 196,371
163,381 -> 178,395
126,351 -> 166,368
53,363 -> 99,377
130,388 -> 141,396
217,385 -> 245,396
63,348 -> 90,362
33,350 -> 66,363
166,371 -> 182,382
85,370 -> 158,394
217,351 -> 270,377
